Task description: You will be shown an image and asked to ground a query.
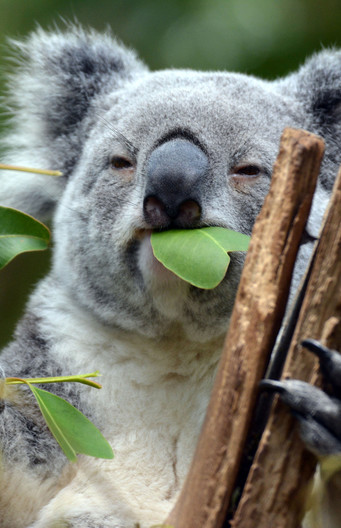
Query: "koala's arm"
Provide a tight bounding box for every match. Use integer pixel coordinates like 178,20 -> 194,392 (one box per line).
0,314 -> 136,528
27,482 -> 136,528
0,387 -> 67,528
0,314 -> 83,528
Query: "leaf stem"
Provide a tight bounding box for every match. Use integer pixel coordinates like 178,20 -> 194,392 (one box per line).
0,164 -> 63,177
5,372 -> 102,389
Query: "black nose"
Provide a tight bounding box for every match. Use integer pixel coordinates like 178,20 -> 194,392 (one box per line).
143,138 -> 208,228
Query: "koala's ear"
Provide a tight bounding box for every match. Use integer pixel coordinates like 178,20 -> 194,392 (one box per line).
277,49 -> 341,190
0,26 -> 147,220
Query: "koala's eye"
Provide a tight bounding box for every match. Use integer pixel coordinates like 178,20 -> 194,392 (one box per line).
111,156 -> 133,170
234,165 -> 261,177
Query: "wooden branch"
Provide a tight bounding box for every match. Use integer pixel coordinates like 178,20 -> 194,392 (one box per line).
165,129 -> 325,528
231,164 -> 341,527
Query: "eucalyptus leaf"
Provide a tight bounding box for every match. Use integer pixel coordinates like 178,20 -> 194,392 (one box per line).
29,385 -> 114,462
151,227 -> 250,289
0,206 -> 50,269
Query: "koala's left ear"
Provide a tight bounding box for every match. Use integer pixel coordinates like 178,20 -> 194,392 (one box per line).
0,25 -> 147,221
277,49 -> 341,190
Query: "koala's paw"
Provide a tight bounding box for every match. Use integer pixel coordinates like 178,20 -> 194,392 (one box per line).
260,340 -> 341,456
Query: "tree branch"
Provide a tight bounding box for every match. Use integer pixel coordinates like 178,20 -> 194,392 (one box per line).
231,163 -> 341,528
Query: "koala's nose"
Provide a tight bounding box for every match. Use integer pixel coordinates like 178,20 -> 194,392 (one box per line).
143,138 -> 208,228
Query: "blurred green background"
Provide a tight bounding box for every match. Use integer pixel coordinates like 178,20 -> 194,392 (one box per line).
1,0 -> 341,348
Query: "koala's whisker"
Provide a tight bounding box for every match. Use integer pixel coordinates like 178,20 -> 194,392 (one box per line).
37,174 -> 143,221
95,113 -> 138,156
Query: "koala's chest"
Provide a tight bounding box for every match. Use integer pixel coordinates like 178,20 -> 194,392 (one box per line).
63,356 -> 217,526
56,328 -> 219,485
42,308 -> 222,524
89,363 -> 214,484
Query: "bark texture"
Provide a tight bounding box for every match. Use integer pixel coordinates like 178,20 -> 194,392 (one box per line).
231,164 -> 341,528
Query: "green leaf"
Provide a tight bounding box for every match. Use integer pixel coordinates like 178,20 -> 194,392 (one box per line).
0,206 -> 50,269
29,385 -> 114,462
151,227 -> 250,289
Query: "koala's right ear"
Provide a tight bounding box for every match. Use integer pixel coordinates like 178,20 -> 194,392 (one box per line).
0,25 -> 147,221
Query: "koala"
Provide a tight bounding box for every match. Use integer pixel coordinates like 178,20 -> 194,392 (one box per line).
0,26 -> 340,528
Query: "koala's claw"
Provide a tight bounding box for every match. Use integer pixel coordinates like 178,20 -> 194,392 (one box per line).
260,342 -> 341,456
302,339 -> 341,398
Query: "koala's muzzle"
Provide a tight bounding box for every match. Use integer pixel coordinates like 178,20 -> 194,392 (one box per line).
143,138 -> 208,228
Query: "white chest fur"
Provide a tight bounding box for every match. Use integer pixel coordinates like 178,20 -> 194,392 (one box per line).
33,287 -> 224,526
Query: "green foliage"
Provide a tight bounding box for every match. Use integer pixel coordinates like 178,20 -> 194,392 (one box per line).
151,227 -> 250,289
0,206 -> 50,270
30,385 -> 113,462
4,374 -> 114,462
0,199 -> 113,462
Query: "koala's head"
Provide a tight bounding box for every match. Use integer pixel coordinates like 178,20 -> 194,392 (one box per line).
1,27 -> 340,342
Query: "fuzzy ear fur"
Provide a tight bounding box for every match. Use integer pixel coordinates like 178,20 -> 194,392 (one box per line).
276,49 -> 341,191
0,26 -> 147,220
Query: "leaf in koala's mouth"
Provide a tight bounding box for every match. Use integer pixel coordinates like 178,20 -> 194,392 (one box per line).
150,227 -> 250,289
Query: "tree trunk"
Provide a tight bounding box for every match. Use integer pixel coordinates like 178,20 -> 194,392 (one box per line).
231,163 -> 341,528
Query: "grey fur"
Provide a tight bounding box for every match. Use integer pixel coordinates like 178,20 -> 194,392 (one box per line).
0,25 -> 340,528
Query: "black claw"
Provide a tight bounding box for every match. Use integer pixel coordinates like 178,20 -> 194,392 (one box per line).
260,379 -> 320,414
302,339 -> 341,398
260,377 -> 341,454
301,338 -> 333,361
260,378 -> 341,443
259,379 -> 286,394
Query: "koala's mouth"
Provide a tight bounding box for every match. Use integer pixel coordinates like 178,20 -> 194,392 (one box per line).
133,228 -> 182,284
134,228 -> 153,240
